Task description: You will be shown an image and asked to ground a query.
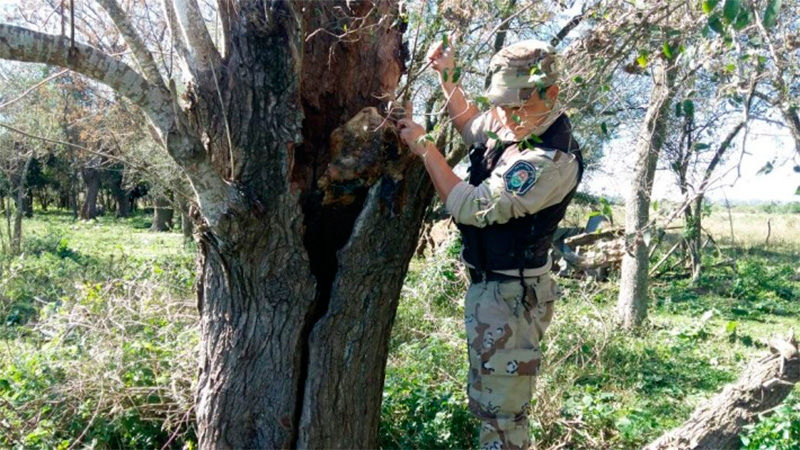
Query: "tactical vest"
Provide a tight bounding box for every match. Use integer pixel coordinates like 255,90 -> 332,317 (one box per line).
457,114 -> 584,273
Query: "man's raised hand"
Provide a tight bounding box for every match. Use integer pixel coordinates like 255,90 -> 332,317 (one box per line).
426,34 -> 456,79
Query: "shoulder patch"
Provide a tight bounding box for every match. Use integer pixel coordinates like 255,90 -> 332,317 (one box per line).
503,160 -> 538,195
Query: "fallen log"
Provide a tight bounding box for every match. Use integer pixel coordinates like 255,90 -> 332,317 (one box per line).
644,331 -> 799,450
564,228 -> 623,248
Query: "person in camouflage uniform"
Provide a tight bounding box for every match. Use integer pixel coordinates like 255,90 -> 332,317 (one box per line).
398,40 -> 583,449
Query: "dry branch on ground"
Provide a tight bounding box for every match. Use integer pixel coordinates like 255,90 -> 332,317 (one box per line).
644,331 -> 799,450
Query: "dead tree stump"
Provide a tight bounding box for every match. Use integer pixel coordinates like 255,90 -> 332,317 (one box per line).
644,331 -> 799,450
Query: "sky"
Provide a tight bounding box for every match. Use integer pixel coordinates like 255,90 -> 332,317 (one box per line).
584,121 -> 800,204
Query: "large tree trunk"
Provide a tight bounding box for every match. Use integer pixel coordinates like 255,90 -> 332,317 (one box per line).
150,196 -> 174,231
10,155 -> 34,255
645,333 -> 799,450
79,161 -> 101,220
178,198 -> 193,242
616,57 -> 677,329
115,189 -> 131,218
192,2 -> 419,448
1,2 -> 420,447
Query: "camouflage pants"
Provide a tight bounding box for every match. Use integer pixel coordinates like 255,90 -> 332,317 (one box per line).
464,274 -> 558,450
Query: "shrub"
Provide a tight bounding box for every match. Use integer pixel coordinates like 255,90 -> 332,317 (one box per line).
740,392 -> 800,450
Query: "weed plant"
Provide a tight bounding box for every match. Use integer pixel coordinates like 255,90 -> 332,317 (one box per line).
0,212 -> 197,448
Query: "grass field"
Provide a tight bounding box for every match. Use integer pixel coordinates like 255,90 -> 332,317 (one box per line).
1,207 -> 798,449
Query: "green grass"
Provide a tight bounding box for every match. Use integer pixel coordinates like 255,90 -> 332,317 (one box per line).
388,213 -> 800,449
0,211 -> 196,448
2,209 -> 799,449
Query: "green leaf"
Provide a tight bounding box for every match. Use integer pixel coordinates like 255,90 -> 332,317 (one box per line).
652,200 -> 659,211
703,0 -> 720,14
637,53 -> 649,69
763,0 -> 782,28
662,42 -> 674,59
424,134 -> 435,142
441,68 -> 449,83
725,321 -> 738,333
676,101 -> 683,117
723,0 -> 740,24
442,34 -> 449,47
474,96 -> 491,108
528,134 -> 543,144
511,114 -> 522,124
756,160 -> 774,175
796,185 -> 800,196
708,14 -> 725,33
693,143 -> 711,150
486,130 -> 499,140
793,165 -> 800,173
451,66 -> 462,83
573,75 -> 584,84
733,7 -> 752,30
683,100 -> 695,118
601,122 -> 609,136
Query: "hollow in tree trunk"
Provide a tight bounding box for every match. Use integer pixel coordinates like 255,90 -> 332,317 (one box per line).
0,2 -> 430,446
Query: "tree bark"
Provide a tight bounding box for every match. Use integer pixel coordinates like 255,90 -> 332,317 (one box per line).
11,154 -> 33,255
150,196 -> 174,231
2,1 -> 422,447
79,161 -> 101,220
616,57 -> 677,329
178,198 -> 193,242
191,2 -> 416,448
645,334 -> 799,450
115,189 -> 131,218
688,196 -> 702,283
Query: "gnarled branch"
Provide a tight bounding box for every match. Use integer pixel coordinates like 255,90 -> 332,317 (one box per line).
95,0 -> 166,89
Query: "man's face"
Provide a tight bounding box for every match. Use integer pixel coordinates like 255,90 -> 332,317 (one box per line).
498,87 -> 554,129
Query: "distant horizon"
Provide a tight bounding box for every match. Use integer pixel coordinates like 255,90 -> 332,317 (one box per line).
584,120 -> 800,204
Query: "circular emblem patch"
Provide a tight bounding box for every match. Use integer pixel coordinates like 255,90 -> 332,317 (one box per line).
503,160 -> 537,195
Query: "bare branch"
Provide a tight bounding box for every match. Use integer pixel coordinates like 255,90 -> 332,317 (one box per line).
169,0 -> 221,71
95,0 -> 167,89
551,13 -> 584,47
215,0 -> 232,58
0,68 -> 68,111
0,23 -> 173,136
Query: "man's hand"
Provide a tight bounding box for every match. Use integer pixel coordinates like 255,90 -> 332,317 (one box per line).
427,35 -> 456,80
425,33 -> 479,133
397,103 -> 432,157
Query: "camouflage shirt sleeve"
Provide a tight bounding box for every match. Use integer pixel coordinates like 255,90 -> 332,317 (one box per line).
446,148 -> 579,228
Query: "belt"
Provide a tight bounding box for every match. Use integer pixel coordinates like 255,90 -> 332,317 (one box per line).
468,268 -> 536,283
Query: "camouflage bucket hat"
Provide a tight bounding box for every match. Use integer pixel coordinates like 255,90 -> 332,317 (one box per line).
485,40 -> 558,107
